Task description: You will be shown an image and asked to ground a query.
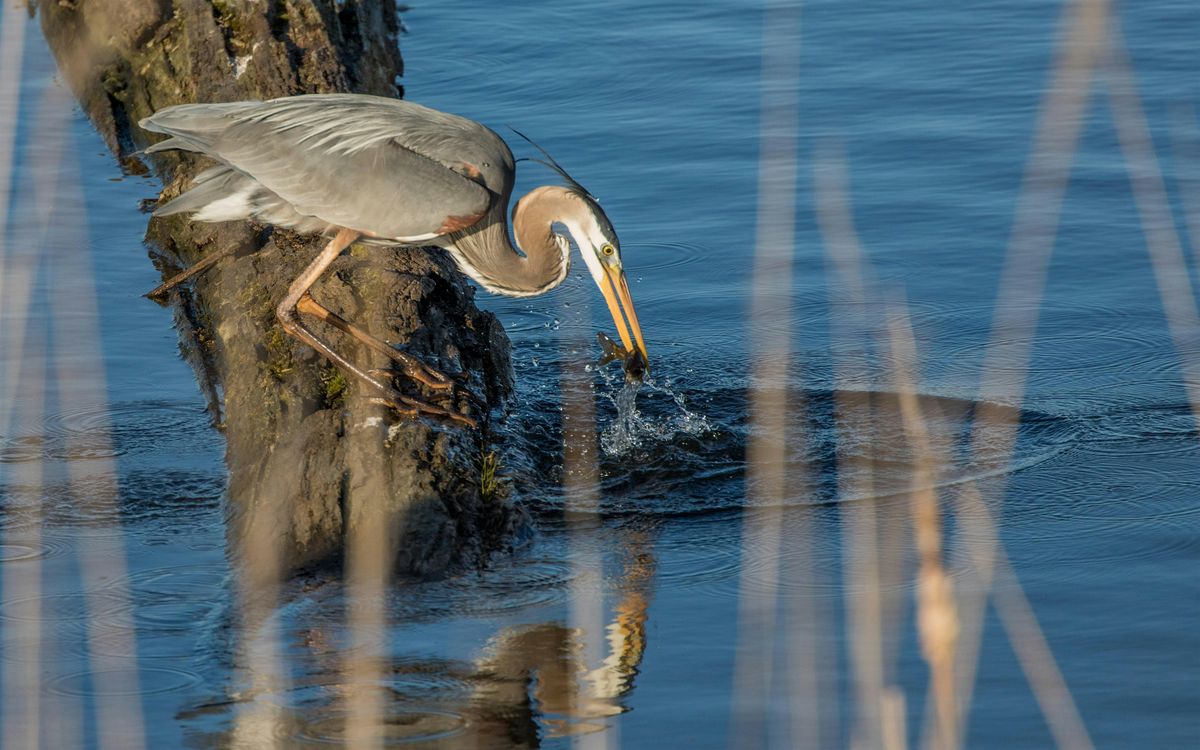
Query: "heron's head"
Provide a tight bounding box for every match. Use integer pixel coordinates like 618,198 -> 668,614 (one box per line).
510,128 -> 648,376
561,191 -> 648,377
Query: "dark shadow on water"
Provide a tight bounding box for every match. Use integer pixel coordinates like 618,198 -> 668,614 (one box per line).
503,378 -> 1111,518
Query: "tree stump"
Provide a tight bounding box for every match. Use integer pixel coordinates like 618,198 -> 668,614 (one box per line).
37,0 -> 525,577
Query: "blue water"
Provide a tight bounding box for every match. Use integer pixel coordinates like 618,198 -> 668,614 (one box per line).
2,1 -> 1199,747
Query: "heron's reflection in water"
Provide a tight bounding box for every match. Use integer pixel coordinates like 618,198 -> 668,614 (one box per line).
194,529 -> 657,748
473,531 -> 655,742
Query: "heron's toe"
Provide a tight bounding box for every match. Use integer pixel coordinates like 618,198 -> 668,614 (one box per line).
368,392 -> 478,429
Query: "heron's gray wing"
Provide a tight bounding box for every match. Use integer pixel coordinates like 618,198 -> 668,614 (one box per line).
143,95 -> 510,240
141,101 -> 261,153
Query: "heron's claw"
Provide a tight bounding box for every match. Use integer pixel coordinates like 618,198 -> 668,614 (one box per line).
367,394 -> 477,429
367,367 -> 486,412
369,341 -> 457,391
290,293 -> 483,425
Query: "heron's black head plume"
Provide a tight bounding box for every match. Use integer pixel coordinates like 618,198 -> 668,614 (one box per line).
510,127 -> 598,203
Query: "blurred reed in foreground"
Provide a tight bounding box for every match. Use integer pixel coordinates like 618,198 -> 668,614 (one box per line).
5,0 -> 1198,746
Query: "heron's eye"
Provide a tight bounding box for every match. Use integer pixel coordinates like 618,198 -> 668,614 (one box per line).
601,243 -> 615,257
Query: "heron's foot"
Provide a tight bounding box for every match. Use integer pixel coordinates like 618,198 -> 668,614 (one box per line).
276,229 -> 482,428
370,347 -> 479,401
367,367 -> 486,412
367,391 -> 478,429
296,293 -> 481,406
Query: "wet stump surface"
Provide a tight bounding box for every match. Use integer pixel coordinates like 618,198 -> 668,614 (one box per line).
37,0 -> 524,576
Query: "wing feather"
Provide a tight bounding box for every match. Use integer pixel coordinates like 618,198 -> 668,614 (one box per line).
140,95 -> 513,240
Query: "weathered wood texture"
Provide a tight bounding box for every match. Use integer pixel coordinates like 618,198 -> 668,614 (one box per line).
37,0 -> 523,576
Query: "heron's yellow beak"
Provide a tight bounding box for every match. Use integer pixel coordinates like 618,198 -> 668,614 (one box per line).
599,265 -> 649,373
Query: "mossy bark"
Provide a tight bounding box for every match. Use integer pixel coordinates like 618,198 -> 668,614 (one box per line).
37,0 -> 524,576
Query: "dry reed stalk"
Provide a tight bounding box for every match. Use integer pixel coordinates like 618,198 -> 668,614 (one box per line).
815,147 -> 906,750
0,0 -> 24,269
885,314 -> 1092,750
731,2 -> 806,746
947,0 -> 1111,734
887,310 -> 959,750
880,687 -> 908,750
1168,106 -> 1200,266
560,309 -> 618,750
33,80 -> 148,749
228,487 -> 287,749
1,22 -> 54,747
935,482 -> 996,746
0,3 -> 30,420
927,478 -> 1095,750
991,549 -> 1093,750
938,9 -> 1198,750
344,424 -> 392,750
338,357 -> 413,748
785,511 -> 828,750
1104,19 -> 1200,419
1,321 -> 47,750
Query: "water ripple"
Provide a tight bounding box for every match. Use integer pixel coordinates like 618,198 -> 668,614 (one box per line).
622,240 -> 709,272
0,537 -> 67,563
296,706 -> 468,746
511,382 -> 1087,517
48,666 -> 200,697
0,400 -> 213,464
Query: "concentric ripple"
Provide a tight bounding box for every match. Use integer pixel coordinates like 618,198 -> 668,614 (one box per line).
48,666 -> 200,697
511,381 -> 1084,517
0,588 -> 130,625
621,240 -> 709,272
402,557 -> 577,618
297,707 -> 467,746
0,537 -> 67,563
1,400 -> 213,464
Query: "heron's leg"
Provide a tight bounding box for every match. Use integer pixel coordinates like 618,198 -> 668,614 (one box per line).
276,228 -> 476,428
295,293 -> 460,391
145,243 -> 238,300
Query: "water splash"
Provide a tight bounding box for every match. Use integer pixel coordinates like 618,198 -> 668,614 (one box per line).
598,373 -> 711,457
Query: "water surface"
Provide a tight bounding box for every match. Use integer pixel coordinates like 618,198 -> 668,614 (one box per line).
2,1 -> 1199,747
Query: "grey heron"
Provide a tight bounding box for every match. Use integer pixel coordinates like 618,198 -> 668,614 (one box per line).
139,94 -> 648,427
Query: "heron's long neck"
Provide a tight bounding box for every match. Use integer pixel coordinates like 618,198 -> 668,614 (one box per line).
444,186 -> 572,297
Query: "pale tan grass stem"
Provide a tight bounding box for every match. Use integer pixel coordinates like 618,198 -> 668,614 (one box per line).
1,322 -> 47,750
887,310 -> 958,750
815,148 -> 903,750
344,425 -> 392,750
228,462 -> 287,748
731,2 -> 806,747
1104,20 -> 1200,419
561,304 -> 617,750
0,0 -> 25,303
0,18 -> 37,747
39,82 -> 147,750
991,550 -> 1094,750
1167,106 -> 1200,266
949,0 -> 1111,734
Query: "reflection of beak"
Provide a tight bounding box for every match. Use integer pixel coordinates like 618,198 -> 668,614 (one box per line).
599,266 -> 649,372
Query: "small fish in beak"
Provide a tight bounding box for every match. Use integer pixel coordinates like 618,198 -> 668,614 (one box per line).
597,331 -> 647,383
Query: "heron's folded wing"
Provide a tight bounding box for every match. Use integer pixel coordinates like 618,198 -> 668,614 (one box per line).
208,99 -> 498,240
